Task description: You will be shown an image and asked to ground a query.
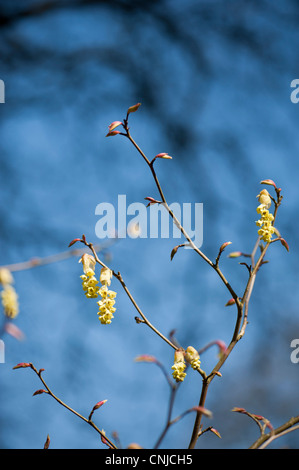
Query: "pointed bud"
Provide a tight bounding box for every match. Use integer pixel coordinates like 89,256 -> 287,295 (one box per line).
68,238 -> 81,247
33,389 -> 47,396
231,407 -> 246,414
144,196 -> 160,207
127,103 -> 141,114
108,121 -> 122,132
155,152 -> 172,159
210,428 -> 222,439
260,179 -> 276,188
225,298 -> 236,307
88,400 -> 108,421
92,399 -> 107,411
44,434 -> 50,449
228,251 -> 242,258
106,130 -> 120,137
170,245 -> 179,261
13,362 -> 31,370
220,241 -> 232,252
280,238 -> 289,252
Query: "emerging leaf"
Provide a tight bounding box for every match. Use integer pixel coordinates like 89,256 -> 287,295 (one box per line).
127,103 -> 141,114
108,121 -> 122,132
280,238 -> 289,252
260,179 -> 277,188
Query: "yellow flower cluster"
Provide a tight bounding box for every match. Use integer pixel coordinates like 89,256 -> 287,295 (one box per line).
79,254 -> 100,298
171,346 -> 202,383
171,350 -> 187,383
97,268 -> 117,324
256,190 -> 275,243
79,256 -> 117,325
0,268 -> 19,319
185,346 -> 201,371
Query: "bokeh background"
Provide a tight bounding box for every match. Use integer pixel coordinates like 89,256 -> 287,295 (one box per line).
0,0 -> 299,449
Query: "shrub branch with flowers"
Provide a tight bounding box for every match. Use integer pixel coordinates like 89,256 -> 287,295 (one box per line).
4,103 -> 296,450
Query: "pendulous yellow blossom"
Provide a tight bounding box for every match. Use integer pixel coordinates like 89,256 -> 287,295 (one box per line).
185,346 -> 201,371
97,268 -> 117,324
171,350 -> 187,383
256,204 -> 275,243
79,254 -> 97,277
80,274 -> 100,298
1,285 -> 19,318
0,268 -> 14,286
79,254 -> 100,298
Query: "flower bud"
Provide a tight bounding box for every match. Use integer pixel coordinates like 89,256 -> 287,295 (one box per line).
79,254 -> 96,276
257,189 -> 271,208
227,251 -> 242,258
185,346 -> 201,371
100,267 -> 113,286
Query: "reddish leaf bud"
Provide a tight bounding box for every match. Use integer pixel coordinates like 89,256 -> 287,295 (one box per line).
88,400 -> 107,421
155,152 -> 172,160
127,103 -> 141,114
108,121 -> 122,132
225,298 -> 236,307
12,362 -> 31,370
68,238 -> 81,247
210,428 -> 222,439
220,241 -> 232,252
280,238 -> 289,252
33,389 -> 47,396
260,179 -> 277,188
106,130 -> 120,137
231,407 -> 246,413
92,399 -> 107,411
144,196 -> 161,208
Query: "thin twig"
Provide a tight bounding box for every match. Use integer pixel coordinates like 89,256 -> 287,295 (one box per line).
23,363 -> 117,449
